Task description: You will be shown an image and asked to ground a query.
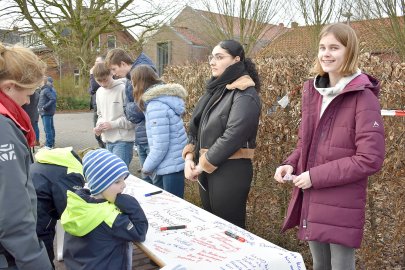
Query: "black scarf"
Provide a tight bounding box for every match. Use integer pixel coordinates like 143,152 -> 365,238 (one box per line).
188,61 -> 247,157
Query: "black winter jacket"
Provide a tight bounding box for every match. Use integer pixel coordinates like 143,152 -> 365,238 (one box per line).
30,161 -> 85,241
191,75 -> 261,173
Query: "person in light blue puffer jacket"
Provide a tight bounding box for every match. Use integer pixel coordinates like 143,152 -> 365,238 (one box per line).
130,65 -> 187,198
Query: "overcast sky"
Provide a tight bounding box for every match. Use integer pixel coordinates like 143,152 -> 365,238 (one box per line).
0,0 -> 305,31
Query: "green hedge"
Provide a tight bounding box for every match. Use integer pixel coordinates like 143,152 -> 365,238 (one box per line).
53,76 -> 90,111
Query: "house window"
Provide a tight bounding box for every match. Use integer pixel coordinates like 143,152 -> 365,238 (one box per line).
107,35 -> 116,49
26,35 -> 32,46
157,42 -> 170,75
74,69 -> 80,87
96,35 -> 101,52
32,34 -> 38,46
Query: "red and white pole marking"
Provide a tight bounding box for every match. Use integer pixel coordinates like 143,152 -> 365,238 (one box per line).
381,110 -> 405,116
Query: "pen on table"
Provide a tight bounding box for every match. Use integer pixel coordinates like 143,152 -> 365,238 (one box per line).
160,225 -> 187,231
224,231 -> 246,242
144,190 -> 163,197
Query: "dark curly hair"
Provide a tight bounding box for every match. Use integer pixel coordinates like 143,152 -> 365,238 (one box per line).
219,40 -> 261,93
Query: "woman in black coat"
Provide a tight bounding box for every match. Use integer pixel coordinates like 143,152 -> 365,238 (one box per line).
183,40 -> 261,228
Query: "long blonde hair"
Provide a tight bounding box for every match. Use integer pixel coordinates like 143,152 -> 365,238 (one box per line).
0,43 -> 46,90
130,65 -> 162,111
312,23 -> 359,77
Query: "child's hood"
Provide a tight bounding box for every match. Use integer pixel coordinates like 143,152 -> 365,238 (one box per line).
61,190 -> 121,236
109,78 -> 126,89
34,147 -> 84,176
142,83 -> 187,115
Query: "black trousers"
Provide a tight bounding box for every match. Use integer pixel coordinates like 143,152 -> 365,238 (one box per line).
39,233 -> 55,269
199,159 -> 253,228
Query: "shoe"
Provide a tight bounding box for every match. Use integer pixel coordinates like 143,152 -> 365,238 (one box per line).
40,146 -> 53,150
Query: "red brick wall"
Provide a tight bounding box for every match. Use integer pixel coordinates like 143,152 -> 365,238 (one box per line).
35,30 -> 136,81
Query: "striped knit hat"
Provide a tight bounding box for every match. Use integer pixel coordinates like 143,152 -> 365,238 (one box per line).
82,149 -> 129,195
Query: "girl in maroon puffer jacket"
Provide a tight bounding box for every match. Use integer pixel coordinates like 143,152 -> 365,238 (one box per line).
274,23 -> 385,270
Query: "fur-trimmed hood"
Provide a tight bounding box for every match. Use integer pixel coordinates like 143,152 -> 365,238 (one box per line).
142,83 -> 187,115
142,83 -> 187,101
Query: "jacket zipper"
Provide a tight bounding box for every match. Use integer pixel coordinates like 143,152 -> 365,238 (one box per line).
199,90 -> 227,151
45,218 -> 53,230
302,84 -> 343,239
302,86 -> 312,239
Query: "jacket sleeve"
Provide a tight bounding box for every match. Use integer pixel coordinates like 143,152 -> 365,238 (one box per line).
125,102 -> 145,124
310,90 -> 385,189
125,80 -> 134,103
110,89 -> 136,130
88,74 -> 100,95
0,120 -> 52,270
142,102 -> 170,173
110,116 -> 135,130
203,93 -> 260,172
42,88 -> 56,110
96,91 -> 104,126
111,194 -> 148,242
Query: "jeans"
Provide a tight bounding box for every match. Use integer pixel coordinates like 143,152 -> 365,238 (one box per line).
137,143 -> 163,188
41,115 -> 55,147
308,241 -> 355,270
161,171 -> 184,198
106,141 -> 134,167
33,120 -> 39,141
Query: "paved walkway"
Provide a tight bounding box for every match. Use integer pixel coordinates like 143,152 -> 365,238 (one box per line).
38,112 -> 158,270
38,112 -> 141,175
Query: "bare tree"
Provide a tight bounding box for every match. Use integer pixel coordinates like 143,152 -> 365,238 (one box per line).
200,0 -> 287,56
356,0 -> 405,60
290,0 -> 344,52
2,0 -> 176,76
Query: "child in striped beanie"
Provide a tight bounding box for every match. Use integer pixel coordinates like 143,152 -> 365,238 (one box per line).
83,148 -> 129,200
61,149 -> 148,270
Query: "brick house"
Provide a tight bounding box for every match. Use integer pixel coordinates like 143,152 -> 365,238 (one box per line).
18,27 -> 136,84
143,6 -> 286,75
0,28 -> 21,44
259,18 -> 401,61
